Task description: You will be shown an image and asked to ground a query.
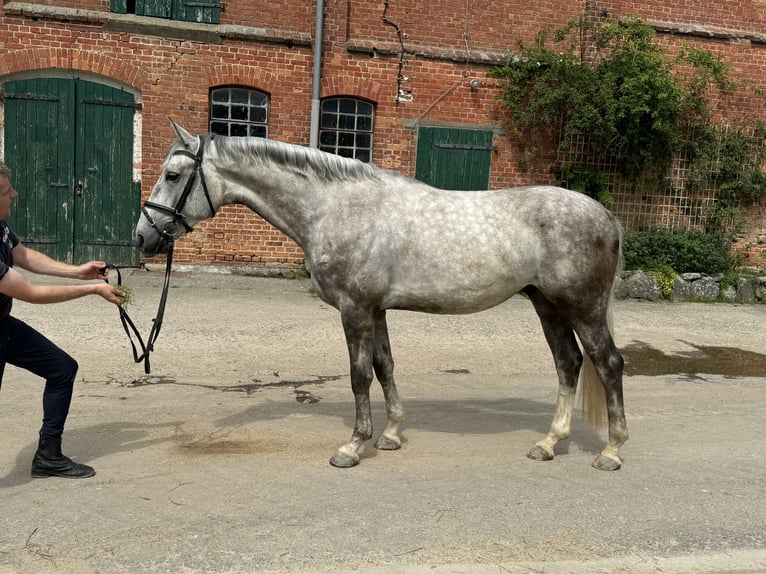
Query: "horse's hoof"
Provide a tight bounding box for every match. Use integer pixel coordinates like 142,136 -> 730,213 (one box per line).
374,434 -> 401,451
329,446 -> 359,468
526,445 -> 554,461
592,454 -> 622,471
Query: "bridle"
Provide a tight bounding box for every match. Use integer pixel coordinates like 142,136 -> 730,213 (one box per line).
141,134 -> 217,241
110,134 -> 217,374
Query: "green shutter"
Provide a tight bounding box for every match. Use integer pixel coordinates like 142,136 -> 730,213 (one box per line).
110,0 -> 127,13
174,0 -> 222,23
415,127 -> 495,190
138,0 -> 172,18
110,0 -> 221,23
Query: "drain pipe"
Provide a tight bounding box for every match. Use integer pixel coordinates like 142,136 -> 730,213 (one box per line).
309,0 -> 325,148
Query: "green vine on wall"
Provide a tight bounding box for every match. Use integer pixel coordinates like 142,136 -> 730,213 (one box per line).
487,16 -> 766,212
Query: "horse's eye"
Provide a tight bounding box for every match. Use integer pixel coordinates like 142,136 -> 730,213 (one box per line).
166,171 -> 180,182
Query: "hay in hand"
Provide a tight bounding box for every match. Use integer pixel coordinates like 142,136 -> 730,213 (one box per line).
118,285 -> 134,308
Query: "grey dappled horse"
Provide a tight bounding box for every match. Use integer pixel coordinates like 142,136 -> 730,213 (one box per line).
135,122 -> 628,471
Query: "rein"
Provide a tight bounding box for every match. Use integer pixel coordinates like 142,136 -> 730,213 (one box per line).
105,243 -> 173,374
111,134 -> 216,374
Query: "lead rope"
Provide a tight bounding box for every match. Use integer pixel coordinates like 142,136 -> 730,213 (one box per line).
105,241 -> 174,374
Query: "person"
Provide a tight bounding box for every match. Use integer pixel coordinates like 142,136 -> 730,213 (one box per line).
0,161 -> 124,479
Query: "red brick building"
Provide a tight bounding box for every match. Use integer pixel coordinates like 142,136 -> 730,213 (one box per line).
1,0 -> 764,270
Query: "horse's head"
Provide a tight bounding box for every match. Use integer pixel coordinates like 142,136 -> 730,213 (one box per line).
134,121 -> 218,257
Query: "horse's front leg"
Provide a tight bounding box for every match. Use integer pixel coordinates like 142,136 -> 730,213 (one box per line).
329,306 -> 375,468
372,311 -> 405,451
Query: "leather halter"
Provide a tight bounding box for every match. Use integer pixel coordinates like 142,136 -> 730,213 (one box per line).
141,135 -> 217,240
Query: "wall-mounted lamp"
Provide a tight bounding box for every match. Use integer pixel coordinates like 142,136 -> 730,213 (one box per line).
469,79 -> 481,91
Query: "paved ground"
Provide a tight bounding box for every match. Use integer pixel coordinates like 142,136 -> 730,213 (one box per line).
0,269 -> 765,574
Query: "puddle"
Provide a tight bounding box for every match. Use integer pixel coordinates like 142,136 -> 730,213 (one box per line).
621,341 -> 766,377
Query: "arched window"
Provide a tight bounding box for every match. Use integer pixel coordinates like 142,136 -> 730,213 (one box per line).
209,87 -> 268,137
319,97 -> 374,162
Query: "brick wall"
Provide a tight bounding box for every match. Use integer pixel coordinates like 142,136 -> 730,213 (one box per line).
1,0 -> 765,270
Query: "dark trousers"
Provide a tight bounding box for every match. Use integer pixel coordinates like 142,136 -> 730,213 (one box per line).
0,316 -> 79,440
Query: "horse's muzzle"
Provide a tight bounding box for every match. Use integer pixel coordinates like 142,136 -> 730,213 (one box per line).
134,233 -> 168,257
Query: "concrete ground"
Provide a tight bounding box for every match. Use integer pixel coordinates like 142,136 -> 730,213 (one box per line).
0,269 -> 764,574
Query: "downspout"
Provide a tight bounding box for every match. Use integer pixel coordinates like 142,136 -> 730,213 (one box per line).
309,0 -> 325,148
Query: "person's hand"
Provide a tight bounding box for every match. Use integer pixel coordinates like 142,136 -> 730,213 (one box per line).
77,261 -> 109,281
95,283 -> 125,305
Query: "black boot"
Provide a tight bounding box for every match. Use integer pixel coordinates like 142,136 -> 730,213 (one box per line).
31,437 -> 96,479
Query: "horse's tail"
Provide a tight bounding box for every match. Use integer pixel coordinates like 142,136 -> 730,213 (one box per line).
578,220 -> 624,430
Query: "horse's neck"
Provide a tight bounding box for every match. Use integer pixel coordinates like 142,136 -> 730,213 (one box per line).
216,156 -> 325,249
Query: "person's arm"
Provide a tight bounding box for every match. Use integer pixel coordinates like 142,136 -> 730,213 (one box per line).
0,266 -> 123,305
12,243 -> 106,281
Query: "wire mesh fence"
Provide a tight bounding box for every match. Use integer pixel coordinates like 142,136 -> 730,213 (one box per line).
557,127 -> 766,237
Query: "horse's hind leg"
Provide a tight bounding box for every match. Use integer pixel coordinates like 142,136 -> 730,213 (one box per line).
372,311 -> 405,451
572,315 -> 628,471
526,289 -> 583,462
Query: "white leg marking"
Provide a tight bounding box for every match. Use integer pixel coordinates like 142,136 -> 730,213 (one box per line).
535,387 -> 575,454
382,422 -> 401,445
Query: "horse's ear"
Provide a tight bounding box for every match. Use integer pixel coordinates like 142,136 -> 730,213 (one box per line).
170,119 -> 196,149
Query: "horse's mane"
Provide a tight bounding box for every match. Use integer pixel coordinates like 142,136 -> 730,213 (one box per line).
212,135 -> 381,182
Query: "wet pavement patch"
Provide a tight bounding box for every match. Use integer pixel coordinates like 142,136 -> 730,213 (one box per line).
295,389 -> 321,403
118,373 -> 341,395
251,374 -> 343,390
175,438 -> 290,458
621,341 -> 766,378
125,375 -> 177,387
177,440 -> 255,455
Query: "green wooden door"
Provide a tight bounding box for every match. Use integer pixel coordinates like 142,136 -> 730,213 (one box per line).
75,81 -> 139,264
3,78 -> 139,265
3,78 -> 74,262
415,127 -> 496,190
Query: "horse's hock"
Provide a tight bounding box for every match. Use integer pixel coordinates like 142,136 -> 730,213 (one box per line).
618,270 -> 766,303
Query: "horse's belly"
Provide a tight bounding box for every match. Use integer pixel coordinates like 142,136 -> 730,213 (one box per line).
381,279 -> 523,314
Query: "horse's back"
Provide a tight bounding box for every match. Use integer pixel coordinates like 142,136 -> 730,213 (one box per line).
369,183 -> 621,314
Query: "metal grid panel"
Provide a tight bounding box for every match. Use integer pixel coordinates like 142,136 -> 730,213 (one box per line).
558,126 -> 764,233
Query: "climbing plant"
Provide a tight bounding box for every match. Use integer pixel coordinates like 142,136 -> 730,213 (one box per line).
684,120 -> 766,236
488,16 -> 766,210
